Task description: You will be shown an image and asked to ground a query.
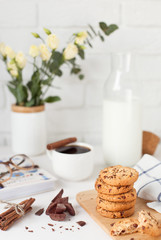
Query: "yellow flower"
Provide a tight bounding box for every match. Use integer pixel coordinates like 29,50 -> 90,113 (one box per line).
0,42 -> 6,57
7,61 -> 18,77
29,45 -> 39,58
39,44 -> 51,61
47,34 -> 59,49
15,52 -> 26,69
63,43 -> 78,60
75,31 -> 88,45
5,46 -> 16,59
47,34 -> 59,50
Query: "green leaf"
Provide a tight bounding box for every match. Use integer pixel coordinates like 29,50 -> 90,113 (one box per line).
44,96 -> 61,103
79,74 -> 84,80
16,84 -> 28,105
25,99 -> 35,107
54,69 -> 62,77
78,48 -> 85,59
49,51 -> 64,74
86,38 -> 93,48
27,70 -> 42,99
8,85 -> 17,98
99,22 -> 118,36
43,28 -> 51,35
87,30 -> 93,39
98,31 -> 104,41
41,78 -> 52,85
88,24 -> 97,36
71,68 -> 81,74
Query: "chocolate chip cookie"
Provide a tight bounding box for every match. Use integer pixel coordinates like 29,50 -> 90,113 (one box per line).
138,210 -> 161,237
100,165 -> 139,186
96,205 -> 135,219
95,177 -> 134,195
110,218 -> 139,236
98,188 -> 136,202
97,197 -> 136,212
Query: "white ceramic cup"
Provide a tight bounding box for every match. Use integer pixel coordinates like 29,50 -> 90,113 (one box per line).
46,142 -> 94,181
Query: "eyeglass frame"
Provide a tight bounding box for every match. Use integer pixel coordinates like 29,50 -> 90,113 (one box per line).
0,154 -> 34,184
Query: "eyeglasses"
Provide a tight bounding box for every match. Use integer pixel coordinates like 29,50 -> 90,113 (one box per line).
0,154 -> 34,184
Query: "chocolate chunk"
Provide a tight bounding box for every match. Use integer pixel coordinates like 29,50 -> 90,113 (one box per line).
122,196 -> 126,199
55,197 -> 69,204
77,221 -> 86,227
25,226 -> 28,230
52,189 -> 64,203
35,208 -> 44,216
109,189 -> 112,193
133,223 -> 138,228
55,203 -> 66,214
142,226 -> 145,230
121,229 -> 125,233
110,223 -> 115,227
46,202 -> 57,215
130,238 -> 134,240
97,184 -> 101,189
65,203 -> 75,216
50,213 -> 66,221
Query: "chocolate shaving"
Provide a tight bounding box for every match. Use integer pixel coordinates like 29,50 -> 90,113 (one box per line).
52,189 -> 64,203
35,208 -> 44,216
77,221 -> 86,227
65,203 -> 75,216
48,223 -> 54,226
50,213 -> 66,221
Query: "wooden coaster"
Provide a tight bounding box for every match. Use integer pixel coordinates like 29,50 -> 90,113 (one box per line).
142,131 -> 160,155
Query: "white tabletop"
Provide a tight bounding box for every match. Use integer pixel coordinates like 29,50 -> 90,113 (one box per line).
0,146 -> 161,240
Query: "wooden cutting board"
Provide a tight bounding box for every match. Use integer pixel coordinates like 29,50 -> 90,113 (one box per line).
76,190 -> 161,240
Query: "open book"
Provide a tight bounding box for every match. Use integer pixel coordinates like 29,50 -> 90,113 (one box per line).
0,167 -> 56,201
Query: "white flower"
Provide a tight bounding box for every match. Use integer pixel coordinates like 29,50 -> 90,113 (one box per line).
39,44 -> 51,61
5,46 -> 16,59
47,34 -> 59,50
29,45 -> 39,58
7,61 -> 18,77
63,43 -> 78,60
0,42 -> 6,57
15,51 -> 26,69
75,31 -> 88,45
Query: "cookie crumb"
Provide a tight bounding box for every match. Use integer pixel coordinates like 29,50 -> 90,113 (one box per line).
52,228 -> 55,231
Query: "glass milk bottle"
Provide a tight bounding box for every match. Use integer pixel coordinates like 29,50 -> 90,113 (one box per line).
102,53 -> 142,167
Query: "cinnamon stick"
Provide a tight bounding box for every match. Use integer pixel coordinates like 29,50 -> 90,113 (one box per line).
0,207 -> 32,231
47,137 -> 77,150
0,198 -> 35,231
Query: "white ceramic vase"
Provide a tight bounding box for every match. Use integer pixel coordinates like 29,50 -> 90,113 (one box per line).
11,105 -> 46,156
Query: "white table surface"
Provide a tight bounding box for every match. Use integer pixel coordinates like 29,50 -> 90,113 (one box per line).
0,146 -> 161,240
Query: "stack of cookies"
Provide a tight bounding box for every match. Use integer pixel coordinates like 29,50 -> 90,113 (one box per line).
95,165 -> 139,219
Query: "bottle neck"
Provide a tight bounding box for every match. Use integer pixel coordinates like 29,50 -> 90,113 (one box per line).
111,53 -> 131,73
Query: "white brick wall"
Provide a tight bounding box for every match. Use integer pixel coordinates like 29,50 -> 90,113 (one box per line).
1,0 -> 161,146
